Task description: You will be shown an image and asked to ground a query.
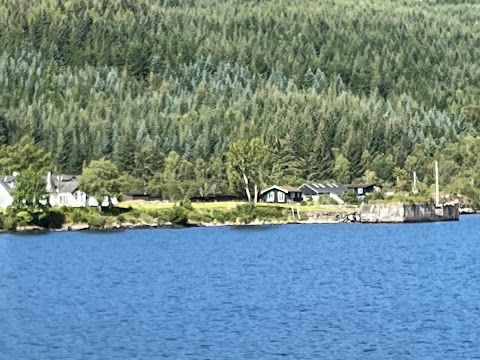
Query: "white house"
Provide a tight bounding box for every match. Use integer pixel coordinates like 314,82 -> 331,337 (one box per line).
0,175 -> 15,208
0,172 -> 117,209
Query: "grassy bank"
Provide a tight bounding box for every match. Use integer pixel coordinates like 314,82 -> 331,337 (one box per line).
118,200 -> 355,213
0,201 -> 357,231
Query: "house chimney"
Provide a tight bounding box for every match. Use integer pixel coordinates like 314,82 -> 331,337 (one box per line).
46,172 -> 52,192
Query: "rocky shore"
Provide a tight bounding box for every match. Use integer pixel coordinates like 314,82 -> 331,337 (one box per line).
9,208 -> 478,233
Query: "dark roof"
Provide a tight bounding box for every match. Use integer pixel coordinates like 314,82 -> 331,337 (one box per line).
260,185 -> 301,195
346,183 -> 382,189
0,176 -> 14,194
300,182 -> 346,195
44,174 -> 79,194
0,173 -> 81,195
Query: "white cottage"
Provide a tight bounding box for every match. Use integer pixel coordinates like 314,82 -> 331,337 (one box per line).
0,172 -> 117,209
0,175 -> 15,208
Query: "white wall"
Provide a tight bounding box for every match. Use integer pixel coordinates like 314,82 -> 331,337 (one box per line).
0,185 -> 13,209
49,191 -> 88,207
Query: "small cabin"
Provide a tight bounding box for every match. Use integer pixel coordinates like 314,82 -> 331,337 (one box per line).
300,182 -> 346,202
346,183 -> 382,198
259,185 -> 302,203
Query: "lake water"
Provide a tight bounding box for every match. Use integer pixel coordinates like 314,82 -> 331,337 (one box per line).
1,216 -> 480,359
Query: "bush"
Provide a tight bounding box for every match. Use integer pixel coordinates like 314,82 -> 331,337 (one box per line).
188,211 -> 213,223
341,190 -> 359,205
179,199 -> 193,211
2,215 -> 16,231
212,209 -> 227,223
365,191 -> 385,202
165,206 -> 188,226
87,214 -> 107,229
317,195 -> 339,205
39,210 -> 65,229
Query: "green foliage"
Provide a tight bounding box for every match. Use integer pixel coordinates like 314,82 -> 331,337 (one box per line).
0,0 -> 480,203
87,214 -> 107,229
211,203 -> 287,224
79,159 -> 121,208
164,206 -> 189,226
227,138 -> 271,203
341,190 -> 359,205
9,169 -> 50,225
179,199 -> 193,211
0,137 -> 54,174
317,195 -> 339,205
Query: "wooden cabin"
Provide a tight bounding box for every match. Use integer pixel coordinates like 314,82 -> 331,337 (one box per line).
259,185 -> 302,203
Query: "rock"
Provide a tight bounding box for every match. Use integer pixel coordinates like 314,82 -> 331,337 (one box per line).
16,225 -> 45,232
69,224 -> 90,231
460,207 -> 476,214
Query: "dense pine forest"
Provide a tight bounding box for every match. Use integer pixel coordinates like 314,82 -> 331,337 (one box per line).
1,0 -> 480,200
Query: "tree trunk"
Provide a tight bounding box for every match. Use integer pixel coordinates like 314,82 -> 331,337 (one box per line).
242,172 -> 251,202
253,183 -> 258,205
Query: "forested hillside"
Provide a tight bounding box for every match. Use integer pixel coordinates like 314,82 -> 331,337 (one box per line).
1,0 -> 480,199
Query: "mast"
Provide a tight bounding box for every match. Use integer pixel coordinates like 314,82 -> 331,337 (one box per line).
412,171 -> 418,195
435,160 -> 440,207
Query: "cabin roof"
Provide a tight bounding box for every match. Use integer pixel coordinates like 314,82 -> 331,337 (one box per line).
346,183 -> 381,189
260,185 -> 300,195
301,182 -> 346,194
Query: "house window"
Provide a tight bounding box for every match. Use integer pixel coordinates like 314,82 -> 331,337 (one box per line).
59,195 -> 67,205
278,192 -> 285,202
358,188 -> 364,195
266,191 -> 275,202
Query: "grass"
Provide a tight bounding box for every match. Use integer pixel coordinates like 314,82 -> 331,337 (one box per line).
117,200 -> 355,213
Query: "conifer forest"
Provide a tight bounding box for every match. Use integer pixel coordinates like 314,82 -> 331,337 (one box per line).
1,0 -> 480,199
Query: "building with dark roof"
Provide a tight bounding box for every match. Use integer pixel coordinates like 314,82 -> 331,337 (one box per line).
300,182 -> 346,203
258,185 -> 302,203
0,172 -> 116,208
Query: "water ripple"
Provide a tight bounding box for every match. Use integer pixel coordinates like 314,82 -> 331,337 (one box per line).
1,216 -> 480,359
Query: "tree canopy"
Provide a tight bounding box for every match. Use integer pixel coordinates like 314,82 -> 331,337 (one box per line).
79,159 -> 121,207
0,0 -> 479,199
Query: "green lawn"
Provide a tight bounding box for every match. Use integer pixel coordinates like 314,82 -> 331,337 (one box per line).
117,200 -> 356,213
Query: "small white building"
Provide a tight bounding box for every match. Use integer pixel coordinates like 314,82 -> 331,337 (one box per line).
0,175 -> 15,208
0,172 -> 117,209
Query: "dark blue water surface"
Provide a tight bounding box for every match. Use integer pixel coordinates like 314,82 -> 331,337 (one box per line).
1,216 -> 480,359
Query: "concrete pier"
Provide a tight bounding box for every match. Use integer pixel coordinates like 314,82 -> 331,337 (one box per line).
360,203 -> 459,223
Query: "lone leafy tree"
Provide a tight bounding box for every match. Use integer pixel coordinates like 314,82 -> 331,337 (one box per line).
226,138 -> 271,204
79,159 -> 121,209
10,168 -> 49,224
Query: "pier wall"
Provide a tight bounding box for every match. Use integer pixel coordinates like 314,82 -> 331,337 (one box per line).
360,203 -> 459,223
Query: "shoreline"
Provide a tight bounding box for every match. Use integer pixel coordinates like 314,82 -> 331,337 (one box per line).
9,215 -> 357,233
4,207 -> 478,234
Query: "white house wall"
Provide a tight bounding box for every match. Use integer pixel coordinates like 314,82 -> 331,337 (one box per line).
0,185 -> 13,209
49,191 -> 88,207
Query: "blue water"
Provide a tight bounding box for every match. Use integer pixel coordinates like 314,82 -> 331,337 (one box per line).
1,216 -> 480,359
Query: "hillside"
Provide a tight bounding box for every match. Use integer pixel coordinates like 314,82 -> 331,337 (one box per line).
1,0 -> 480,199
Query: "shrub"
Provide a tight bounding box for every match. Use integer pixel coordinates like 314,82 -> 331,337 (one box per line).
317,195 -> 339,205
165,206 -> 188,226
39,210 -> 66,229
87,214 -> 107,229
341,190 -> 359,205
2,215 -> 16,231
70,209 -> 91,223
188,211 -> 213,223
179,199 -> 193,211
212,209 -> 227,223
